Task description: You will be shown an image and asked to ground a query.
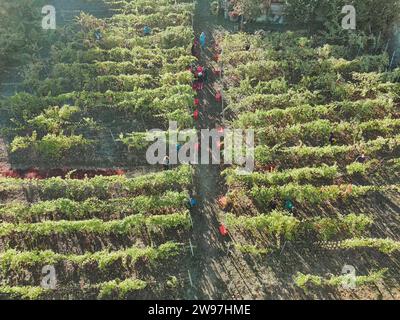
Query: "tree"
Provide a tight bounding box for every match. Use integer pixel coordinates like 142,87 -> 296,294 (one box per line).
231,0 -> 269,29
0,0 -> 47,72
284,0 -> 400,39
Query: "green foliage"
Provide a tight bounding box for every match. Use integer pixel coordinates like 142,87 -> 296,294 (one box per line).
346,160 -> 377,175
233,96 -> 396,129
251,183 -> 374,205
10,132 -> 92,163
0,242 -> 183,273
166,276 -> 179,289
227,211 -> 372,241
234,244 -> 269,256
285,0 -> 400,39
28,105 -> 81,135
255,136 -> 400,167
0,191 -> 188,223
1,0 -> 195,166
256,118 -> 400,147
294,268 -> 387,291
226,210 -> 301,240
0,211 -> 190,239
0,165 -> 192,201
312,214 -> 373,240
98,278 -> 147,299
0,0 -> 48,70
339,238 -> 400,254
0,285 -> 47,300
225,165 -> 339,188
294,273 -> 322,291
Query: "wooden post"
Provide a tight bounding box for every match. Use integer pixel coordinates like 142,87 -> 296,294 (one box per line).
389,50 -> 397,69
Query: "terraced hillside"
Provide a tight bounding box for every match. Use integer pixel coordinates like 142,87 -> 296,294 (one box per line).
0,0 -> 399,300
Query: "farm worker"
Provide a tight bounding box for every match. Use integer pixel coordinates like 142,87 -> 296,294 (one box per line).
197,72 -> 204,90
189,197 -> 197,207
143,26 -> 152,35
162,155 -> 170,170
94,29 -> 102,41
200,32 -> 206,49
218,196 -> 228,209
215,91 -> 222,102
192,39 -> 200,56
219,224 -> 228,236
191,44 -> 196,56
194,98 -> 200,106
329,132 -> 336,145
176,143 -> 182,153
191,42 -> 199,57
193,109 -> 199,120
197,65 -> 204,74
356,153 -> 367,163
270,200 -> 278,210
284,199 -> 294,211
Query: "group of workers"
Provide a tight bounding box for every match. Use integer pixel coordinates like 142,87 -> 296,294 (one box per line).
192,32 -> 207,57
190,32 -> 209,121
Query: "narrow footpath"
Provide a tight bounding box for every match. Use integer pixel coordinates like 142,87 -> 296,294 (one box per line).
187,0 -> 267,300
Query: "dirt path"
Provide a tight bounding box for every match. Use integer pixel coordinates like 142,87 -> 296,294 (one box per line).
187,0 -> 262,300
186,0 -> 305,301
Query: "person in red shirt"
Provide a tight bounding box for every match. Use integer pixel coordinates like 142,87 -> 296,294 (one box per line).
215,91 -> 222,102
193,109 -> 199,120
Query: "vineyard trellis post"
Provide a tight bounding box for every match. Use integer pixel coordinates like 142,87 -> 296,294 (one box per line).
189,239 -> 195,256
280,241 -> 288,256
389,50 -> 397,69
188,211 -> 194,228
188,269 -> 194,287
109,129 -> 117,146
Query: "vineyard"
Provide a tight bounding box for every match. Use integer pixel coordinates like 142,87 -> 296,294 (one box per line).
0,0 -> 196,169
217,27 -> 400,298
0,0 -> 399,301
0,0 -> 196,300
0,165 -> 193,299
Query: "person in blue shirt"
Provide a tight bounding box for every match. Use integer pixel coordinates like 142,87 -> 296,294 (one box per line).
284,199 -> 294,211
189,197 -> 197,207
94,29 -> 102,41
199,32 -> 206,50
144,26 -> 152,36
